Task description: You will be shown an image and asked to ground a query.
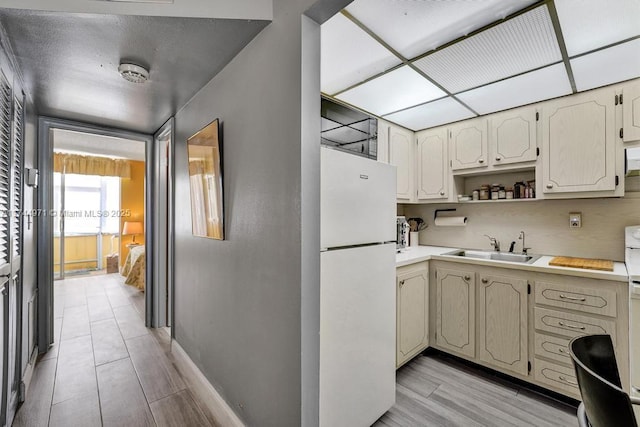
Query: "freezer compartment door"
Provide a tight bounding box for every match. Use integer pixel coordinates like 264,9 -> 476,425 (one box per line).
321,147 -> 396,248
320,243 -> 396,427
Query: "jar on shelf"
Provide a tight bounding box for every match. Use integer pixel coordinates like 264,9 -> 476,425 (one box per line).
472,190 -> 479,201
498,186 -> 506,199
506,188 -> 514,199
479,185 -> 490,200
491,184 -> 500,200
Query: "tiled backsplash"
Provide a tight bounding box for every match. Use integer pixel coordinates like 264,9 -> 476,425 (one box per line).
401,194 -> 640,261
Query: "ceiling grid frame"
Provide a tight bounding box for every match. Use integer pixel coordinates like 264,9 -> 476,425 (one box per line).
321,0 -> 640,131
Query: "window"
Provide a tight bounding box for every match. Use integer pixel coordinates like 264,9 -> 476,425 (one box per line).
54,173 -> 121,235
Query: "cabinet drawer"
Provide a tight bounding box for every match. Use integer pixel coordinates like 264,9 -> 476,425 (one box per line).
535,333 -> 572,366
534,307 -> 616,345
535,281 -> 617,317
534,359 -> 580,398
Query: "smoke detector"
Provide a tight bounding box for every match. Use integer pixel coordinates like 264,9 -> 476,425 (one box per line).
118,63 -> 149,84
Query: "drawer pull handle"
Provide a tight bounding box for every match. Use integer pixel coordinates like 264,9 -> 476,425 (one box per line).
559,294 -> 586,302
559,375 -> 577,386
558,321 -> 585,330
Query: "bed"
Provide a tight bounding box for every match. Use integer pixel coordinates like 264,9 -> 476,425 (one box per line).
121,245 -> 145,290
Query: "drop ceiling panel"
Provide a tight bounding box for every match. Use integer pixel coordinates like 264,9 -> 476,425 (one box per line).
345,0 -> 537,60
457,63 -> 572,115
384,97 -> 475,131
321,13 -> 401,95
335,66 -> 446,116
571,39 -> 640,92
413,6 -> 561,94
555,0 -> 640,56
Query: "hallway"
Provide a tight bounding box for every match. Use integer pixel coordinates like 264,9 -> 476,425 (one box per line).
13,274 -> 216,427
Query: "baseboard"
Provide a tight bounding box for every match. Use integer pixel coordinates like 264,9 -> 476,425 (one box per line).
171,340 -> 245,427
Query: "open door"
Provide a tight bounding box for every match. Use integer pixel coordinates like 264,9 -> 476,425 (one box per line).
152,118 -> 174,329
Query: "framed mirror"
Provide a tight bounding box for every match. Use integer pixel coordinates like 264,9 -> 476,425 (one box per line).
187,119 -> 224,239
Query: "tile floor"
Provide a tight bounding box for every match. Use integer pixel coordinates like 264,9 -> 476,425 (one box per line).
12,273 -> 579,427
13,273 -> 218,427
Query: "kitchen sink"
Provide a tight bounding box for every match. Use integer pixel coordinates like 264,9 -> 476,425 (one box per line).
444,249 -> 540,264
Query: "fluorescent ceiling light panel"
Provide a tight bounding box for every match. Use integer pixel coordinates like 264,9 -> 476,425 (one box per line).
384,97 -> 475,131
98,0 -> 174,3
555,0 -> 640,56
456,63 -> 572,115
321,13 -> 401,95
346,0 -> 536,60
413,6 -> 561,94
335,66 -> 446,116
571,38 -> 640,92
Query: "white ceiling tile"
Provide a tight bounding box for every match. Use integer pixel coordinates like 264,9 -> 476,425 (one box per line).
571,38 -> 640,92
384,97 -> 475,131
555,0 -> 640,56
321,13 -> 402,95
346,0 -> 537,60
456,63 -> 572,115
335,66 -> 446,116
413,6 -> 562,94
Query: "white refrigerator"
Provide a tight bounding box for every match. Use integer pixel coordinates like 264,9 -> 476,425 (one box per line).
320,147 -> 396,427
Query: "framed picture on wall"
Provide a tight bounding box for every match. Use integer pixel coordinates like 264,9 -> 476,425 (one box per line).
187,118 -> 224,240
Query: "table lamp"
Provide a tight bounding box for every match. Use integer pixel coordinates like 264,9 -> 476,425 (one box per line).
122,221 -> 143,243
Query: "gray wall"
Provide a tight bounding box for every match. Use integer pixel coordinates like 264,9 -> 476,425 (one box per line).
173,0 -> 323,425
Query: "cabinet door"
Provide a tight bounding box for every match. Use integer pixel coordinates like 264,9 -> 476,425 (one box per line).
542,90 -> 616,193
623,83 -> 640,143
377,120 -> 390,163
396,265 -> 429,367
490,107 -> 537,166
478,274 -> 528,376
436,267 -> 475,358
389,125 -> 414,201
416,128 -> 448,201
449,118 -> 488,171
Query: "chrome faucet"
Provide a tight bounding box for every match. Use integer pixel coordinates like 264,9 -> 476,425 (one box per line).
519,231 -> 531,254
484,234 -> 500,252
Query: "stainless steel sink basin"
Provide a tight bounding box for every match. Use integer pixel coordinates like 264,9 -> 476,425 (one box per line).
444,249 -> 540,264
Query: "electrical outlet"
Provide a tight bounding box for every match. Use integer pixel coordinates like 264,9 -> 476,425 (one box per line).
569,212 -> 582,228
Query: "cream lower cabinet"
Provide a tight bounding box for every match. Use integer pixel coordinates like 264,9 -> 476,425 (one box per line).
435,266 -> 475,358
478,273 -> 528,376
396,263 -> 429,368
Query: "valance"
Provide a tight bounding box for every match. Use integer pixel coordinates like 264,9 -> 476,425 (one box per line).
53,152 -> 131,178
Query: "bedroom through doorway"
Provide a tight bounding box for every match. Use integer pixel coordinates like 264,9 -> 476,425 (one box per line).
51,128 -> 147,316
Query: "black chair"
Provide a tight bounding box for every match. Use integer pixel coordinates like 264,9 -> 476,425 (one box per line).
569,334 -> 640,427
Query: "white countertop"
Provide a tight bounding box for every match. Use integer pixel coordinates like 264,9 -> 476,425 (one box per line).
397,245 -> 629,282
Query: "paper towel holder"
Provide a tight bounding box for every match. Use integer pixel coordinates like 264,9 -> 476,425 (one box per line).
434,208 -> 456,221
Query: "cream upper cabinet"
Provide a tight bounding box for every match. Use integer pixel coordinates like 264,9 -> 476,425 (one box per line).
396,263 -> 429,368
449,118 -> 488,171
541,89 -> 616,194
389,124 -> 415,202
623,83 -> 640,144
416,127 -> 448,201
377,119 -> 390,163
489,107 -> 537,166
435,267 -> 475,358
478,273 -> 528,376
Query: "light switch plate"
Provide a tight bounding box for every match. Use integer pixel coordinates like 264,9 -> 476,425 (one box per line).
569,212 -> 582,228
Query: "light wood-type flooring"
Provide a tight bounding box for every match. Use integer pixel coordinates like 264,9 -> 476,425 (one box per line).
14,273 -> 578,426
374,352 -> 578,426
13,273 -> 218,427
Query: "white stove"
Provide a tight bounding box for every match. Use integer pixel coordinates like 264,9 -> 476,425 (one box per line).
626,226 -> 640,397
